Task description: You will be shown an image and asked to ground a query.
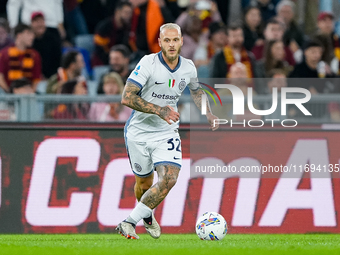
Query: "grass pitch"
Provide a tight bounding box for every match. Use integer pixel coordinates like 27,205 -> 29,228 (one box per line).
0,234 -> 340,255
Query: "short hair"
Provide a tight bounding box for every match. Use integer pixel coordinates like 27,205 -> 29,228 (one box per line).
0,18 -> 10,33
14,23 -> 32,37
267,68 -> 288,78
10,78 -> 32,93
276,0 -> 296,14
61,80 -> 78,94
160,23 -> 182,37
265,18 -> 284,29
303,38 -> 324,51
103,72 -> 125,94
61,50 -> 80,69
227,22 -> 243,34
115,1 -> 132,10
209,22 -> 226,37
243,5 -> 260,17
110,44 -> 131,58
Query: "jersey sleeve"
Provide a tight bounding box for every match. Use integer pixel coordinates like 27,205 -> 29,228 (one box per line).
187,61 -> 200,91
127,56 -> 151,90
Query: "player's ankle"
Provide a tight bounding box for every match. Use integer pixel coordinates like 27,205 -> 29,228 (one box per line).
143,215 -> 153,225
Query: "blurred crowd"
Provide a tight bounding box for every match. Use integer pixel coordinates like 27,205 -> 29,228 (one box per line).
0,0 -> 340,122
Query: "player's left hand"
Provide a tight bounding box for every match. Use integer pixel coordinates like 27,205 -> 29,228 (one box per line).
206,113 -> 219,131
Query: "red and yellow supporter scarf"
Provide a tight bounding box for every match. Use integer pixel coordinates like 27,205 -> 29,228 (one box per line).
57,67 -> 68,82
333,34 -> 340,75
8,47 -> 35,82
94,34 -> 110,53
207,41 -> 215,60
188,9 -> 212,30
223,46 -> 254,78
129,0 -> 164,53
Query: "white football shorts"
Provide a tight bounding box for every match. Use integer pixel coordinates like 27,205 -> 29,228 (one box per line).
125,135 -> 182,177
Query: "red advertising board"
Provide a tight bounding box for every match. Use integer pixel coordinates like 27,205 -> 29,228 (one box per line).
0,125 -> 340,234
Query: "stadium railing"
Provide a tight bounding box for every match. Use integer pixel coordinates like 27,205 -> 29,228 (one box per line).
0,94 -> 339,123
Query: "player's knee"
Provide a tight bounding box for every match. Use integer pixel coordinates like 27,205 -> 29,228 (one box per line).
136,176 -> 153,193
160,173 -> 178,191
139,182 -> 152,192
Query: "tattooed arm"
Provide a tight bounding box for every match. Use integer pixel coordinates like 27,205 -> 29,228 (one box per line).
121,82 -> 180,124
190,88 -> 219,131
190,88 -> 212,114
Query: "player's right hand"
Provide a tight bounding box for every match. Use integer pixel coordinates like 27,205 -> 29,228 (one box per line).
158,105 -> 180,125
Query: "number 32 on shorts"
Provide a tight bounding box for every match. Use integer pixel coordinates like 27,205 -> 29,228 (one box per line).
167,138 -> 181,160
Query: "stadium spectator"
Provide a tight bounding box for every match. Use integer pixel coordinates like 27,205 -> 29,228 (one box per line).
244,0 -> 281,22
181,15 -> 203,60
276,0 -> 305,49
289,39 -> 335,92
6,0 -> 66,42
31,12 -> 62,79
253,68 -> 288,117
210,23 -> 256,78
52,79 -> 89,120
194,21 -> 227,67
228,62 -> 253,91
243,6 -> 264,51
0,24 -> 41,92
317,11 -> 340,75
252,18 -> 297,65
314,33 -> 334,65
10,77 -> 34,94
264,68 -> 288,93
176,1 -> 222,31
63,0 -> 89,42
289,39 -> 337,119
97,45 -> 132,94
88,72 -> 132,122
129,0 -> 174,56
213,62 -> 257,120
92,1 -> 133,66
317,11 -> 337,40
46,50 -> 84,94
0,18 -> 13,51
255,40 -> 293,78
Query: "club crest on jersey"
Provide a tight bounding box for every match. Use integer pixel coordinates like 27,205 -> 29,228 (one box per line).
134,163 -> 142,172
179,79 -> 186,91
168,79 -> 175,88
134,65 -> 141,76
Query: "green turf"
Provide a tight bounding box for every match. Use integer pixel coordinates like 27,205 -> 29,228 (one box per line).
0,234 -> 340,255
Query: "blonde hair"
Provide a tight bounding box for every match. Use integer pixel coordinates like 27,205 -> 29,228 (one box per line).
160,23 -> 182,37
103,72 -> 124,94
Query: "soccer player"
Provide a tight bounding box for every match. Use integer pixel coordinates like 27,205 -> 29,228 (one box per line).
116,23 -> 218,239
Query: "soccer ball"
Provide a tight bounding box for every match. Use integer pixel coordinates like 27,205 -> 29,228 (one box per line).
195,212 -> 228,241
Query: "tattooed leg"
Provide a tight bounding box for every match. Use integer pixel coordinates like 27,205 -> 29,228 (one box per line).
134,172 -> 154,202
124,165 -> 179,225
140,164 -> 180,209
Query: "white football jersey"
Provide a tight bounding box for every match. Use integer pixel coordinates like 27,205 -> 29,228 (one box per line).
124,52 -> 198,141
